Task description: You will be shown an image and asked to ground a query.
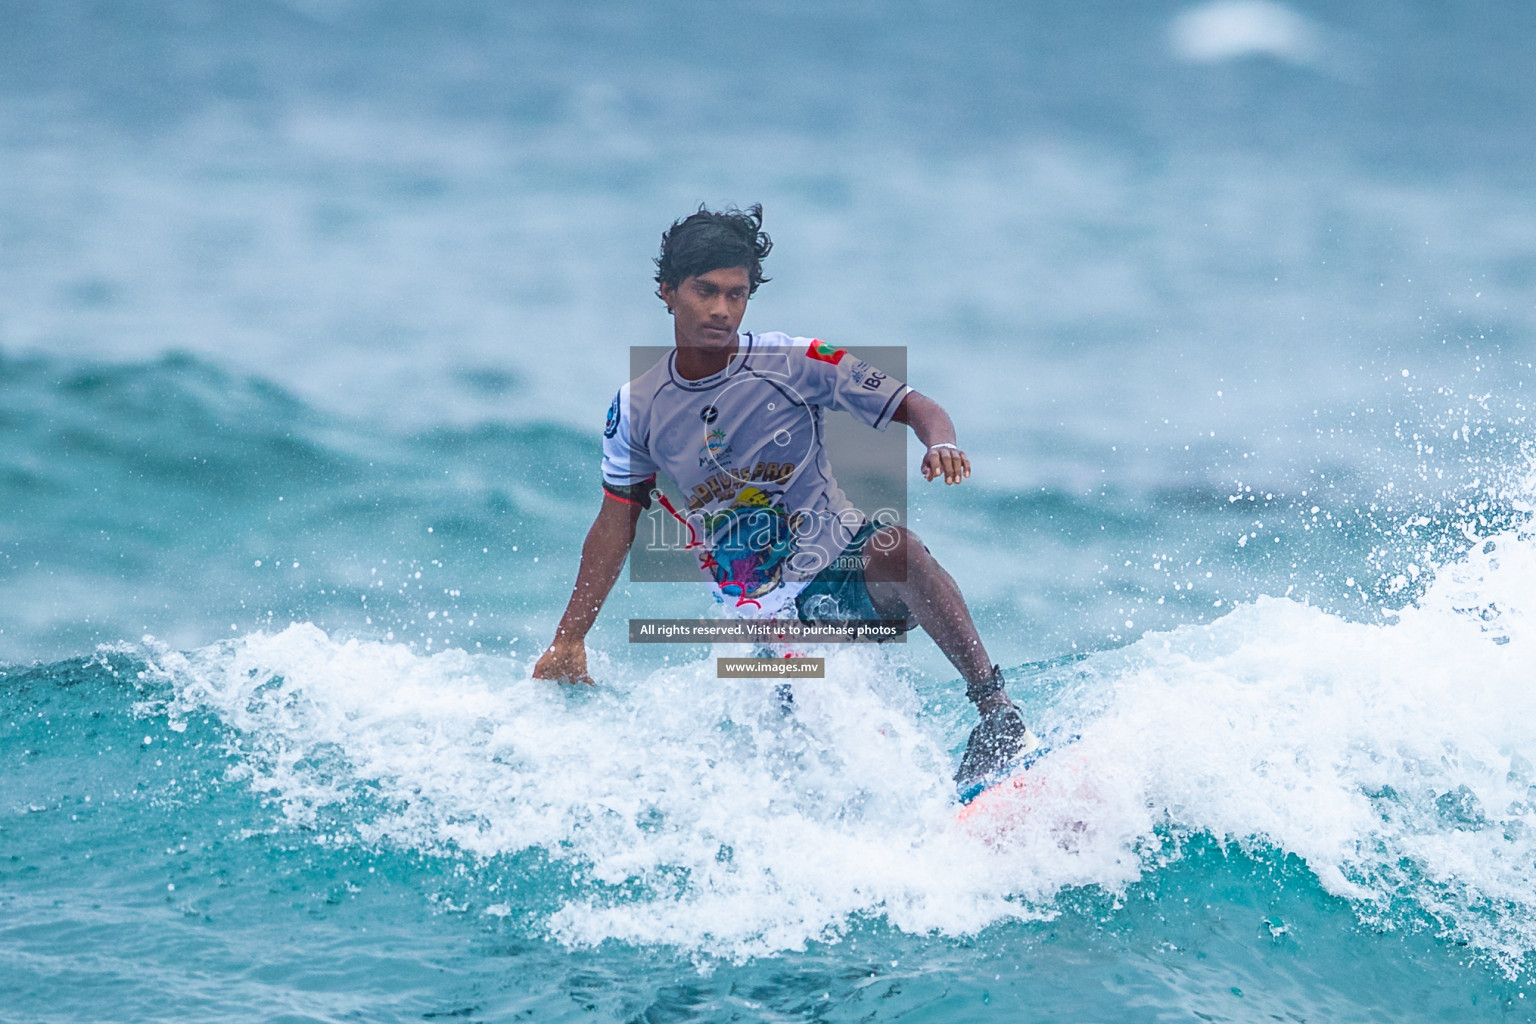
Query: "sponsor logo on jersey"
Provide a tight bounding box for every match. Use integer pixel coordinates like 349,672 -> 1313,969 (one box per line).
686,461 -> 797,511
848,358 -> 888,391
603,393 -> 620,438
698,427 -> 733,467
700,405 -> 719,423
805,339 -> 846,365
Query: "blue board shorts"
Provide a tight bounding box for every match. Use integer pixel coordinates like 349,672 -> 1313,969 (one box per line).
793,522 -> 918,636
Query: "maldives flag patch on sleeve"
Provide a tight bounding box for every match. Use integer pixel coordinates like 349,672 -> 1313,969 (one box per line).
806,339 -> 846,365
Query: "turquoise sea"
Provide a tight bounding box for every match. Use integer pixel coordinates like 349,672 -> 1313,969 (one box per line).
5,1 -> 1536,1019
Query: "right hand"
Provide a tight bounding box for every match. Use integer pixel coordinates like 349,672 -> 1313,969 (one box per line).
532,636 -> 594,685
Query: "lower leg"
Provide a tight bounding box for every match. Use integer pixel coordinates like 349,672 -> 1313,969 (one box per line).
865,531 -> 997,694
865,529 -> 1037,787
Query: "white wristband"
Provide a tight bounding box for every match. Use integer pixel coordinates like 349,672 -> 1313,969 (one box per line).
927,442 -> 960,452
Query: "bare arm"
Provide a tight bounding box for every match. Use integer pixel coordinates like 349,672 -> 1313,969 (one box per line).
892,390 -> 972,485
532,494 -> 643,684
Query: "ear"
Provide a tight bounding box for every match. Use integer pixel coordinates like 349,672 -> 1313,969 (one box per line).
658,281 -> 676,311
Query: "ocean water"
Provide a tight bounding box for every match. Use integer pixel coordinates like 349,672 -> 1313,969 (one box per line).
5,0 -> 1536,1020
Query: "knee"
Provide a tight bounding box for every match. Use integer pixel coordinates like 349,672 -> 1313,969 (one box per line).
865,526 -> 929,583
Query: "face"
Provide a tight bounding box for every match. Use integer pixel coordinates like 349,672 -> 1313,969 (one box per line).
660,266 -> 751,351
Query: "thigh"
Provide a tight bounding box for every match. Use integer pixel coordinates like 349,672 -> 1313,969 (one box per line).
795,525 -> 914,630
860,527 -> 923,626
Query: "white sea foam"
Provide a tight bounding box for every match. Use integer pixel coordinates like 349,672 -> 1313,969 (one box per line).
147,516 -> 1536,964
1170,1 -> 1321,65
1080,517 -> 1536,971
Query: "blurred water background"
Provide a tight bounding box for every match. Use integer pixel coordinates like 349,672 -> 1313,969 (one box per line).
4,1 -> 1536,1020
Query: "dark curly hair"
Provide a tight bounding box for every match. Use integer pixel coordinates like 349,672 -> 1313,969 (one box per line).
654,204 -> 772,301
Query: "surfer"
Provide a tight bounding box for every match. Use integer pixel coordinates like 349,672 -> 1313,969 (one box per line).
533,204 -> 1037,789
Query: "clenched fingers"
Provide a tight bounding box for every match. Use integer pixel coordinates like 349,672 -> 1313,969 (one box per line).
922,448 -> 972,484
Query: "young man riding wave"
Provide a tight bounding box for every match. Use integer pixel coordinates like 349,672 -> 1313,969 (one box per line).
533,204 -> 1037,791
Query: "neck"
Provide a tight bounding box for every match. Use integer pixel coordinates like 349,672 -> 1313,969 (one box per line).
673,334 -> 740,381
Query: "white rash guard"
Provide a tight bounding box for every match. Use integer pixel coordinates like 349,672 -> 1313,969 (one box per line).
601,332 -> 910,618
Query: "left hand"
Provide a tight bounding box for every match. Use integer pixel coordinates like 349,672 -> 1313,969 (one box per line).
921,444 -> 971,485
